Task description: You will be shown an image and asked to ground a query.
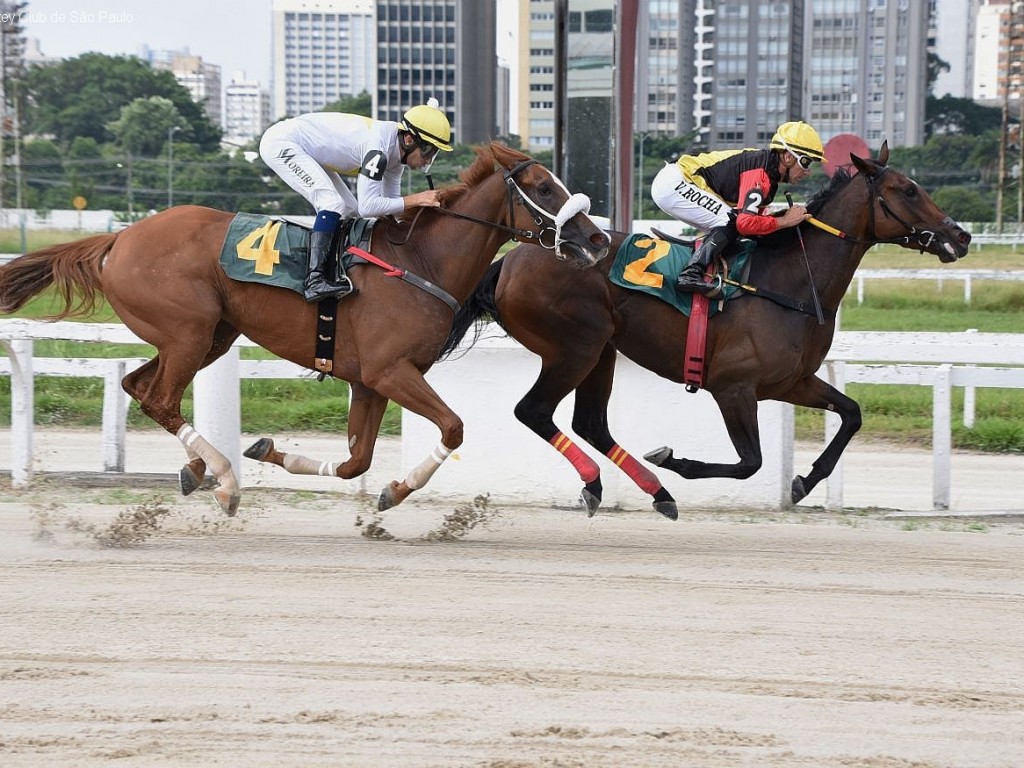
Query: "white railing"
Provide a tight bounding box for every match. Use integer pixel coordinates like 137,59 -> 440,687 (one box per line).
1,319 -> 1022,512
851,268 -> 1024,305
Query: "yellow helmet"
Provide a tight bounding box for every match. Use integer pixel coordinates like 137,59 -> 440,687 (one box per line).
770,121 -> 824,162
399,99 -> 453,152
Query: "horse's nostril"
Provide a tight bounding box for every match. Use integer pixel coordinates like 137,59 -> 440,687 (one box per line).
957,231 -> 972,246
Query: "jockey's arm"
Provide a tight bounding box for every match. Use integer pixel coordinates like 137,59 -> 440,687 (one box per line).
733,168 -> 808,236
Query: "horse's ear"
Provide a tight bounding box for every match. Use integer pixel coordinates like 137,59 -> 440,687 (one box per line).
850,152 -> 873,176
877,140 -> 889,165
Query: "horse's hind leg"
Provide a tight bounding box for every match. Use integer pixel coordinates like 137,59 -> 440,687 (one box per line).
122,322 -> 243,514
571,345 -> 677,520
781,375 -> 862,504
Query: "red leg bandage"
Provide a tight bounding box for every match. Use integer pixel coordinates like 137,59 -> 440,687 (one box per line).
606,444 -> 663,495
549,432 -> 600,483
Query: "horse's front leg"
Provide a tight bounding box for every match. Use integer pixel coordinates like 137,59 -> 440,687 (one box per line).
781,375 -> 862,504
644,386 -> 763,481
369,361 -> 463,511
243,383 -> 389,481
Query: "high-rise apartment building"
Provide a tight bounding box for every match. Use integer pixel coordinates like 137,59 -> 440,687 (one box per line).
224,72 -> 272,146
706,0 -> 805,149
807,0 -> 929,146
637,0 -> 694,137
271,0 -> 375,119
375,0 -> 497,145
515,0 -> 556,151
973,0 -> 1024,106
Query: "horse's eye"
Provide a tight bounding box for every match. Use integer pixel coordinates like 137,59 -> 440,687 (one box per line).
904,184 -> 918,199
537,183 -> 552,197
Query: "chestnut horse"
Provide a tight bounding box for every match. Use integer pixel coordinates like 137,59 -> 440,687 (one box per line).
441,143 -> 971,519
0,142 -> 610,513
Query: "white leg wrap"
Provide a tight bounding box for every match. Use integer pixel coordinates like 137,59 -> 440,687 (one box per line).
177,424 -> 232,477
283,453 -> 338,477
405,442 -> 453,490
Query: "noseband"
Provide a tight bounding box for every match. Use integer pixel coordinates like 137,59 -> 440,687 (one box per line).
430,158 -> 593,257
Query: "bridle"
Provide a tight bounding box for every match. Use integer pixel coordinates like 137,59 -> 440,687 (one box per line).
430,158 -> 594,259
809,166 -> 955,253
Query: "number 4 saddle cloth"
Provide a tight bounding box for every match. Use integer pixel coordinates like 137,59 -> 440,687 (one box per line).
608,232 -> 753,316
217,212 -> 373,293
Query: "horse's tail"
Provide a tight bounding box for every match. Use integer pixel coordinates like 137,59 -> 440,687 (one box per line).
0,233 -> 117,319
438,257 -> 506,361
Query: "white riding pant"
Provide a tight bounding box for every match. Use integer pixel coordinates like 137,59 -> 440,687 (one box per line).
650,162 -> 731,233
259,123 -> 358,216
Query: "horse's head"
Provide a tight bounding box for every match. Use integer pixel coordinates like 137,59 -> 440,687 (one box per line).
849,141 -> 971,263
489,143 -> 611,267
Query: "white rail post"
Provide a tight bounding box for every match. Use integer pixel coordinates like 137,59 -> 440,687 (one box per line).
194,346 -> 242,483
779,402 -> 794,507
933,364 -> 952,510
101,359 -> 128,472
825,360 -> 845,511
6,339 -> 33,487
963,329 -> 978,428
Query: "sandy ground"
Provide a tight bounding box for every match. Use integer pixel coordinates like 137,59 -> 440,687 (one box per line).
2,432 -> 1024,767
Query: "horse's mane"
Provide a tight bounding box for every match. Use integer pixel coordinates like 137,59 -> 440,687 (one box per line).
805,168 -> 855,217
439,142 -> 532,206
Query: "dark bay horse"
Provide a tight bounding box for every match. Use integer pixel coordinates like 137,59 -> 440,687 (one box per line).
441,143 -> 971,519
0,142 -> 610,513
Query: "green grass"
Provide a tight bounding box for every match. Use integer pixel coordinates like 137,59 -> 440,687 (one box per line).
3,234 -> 1024,451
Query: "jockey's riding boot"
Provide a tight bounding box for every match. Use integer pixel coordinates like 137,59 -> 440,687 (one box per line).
303,212 -> 353,303
676,226 -> 733,295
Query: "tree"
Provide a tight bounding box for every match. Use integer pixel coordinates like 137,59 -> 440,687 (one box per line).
320,90 -> 373,117
926,95 -> 1003,139
107,97 -> 187,158
927,51 -> 951,96
23,53 -> 221,150
931,186 -> 993,222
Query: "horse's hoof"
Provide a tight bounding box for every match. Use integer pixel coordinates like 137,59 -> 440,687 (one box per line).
791,476 -> 808,504
653,500 -> 678,521
643,446 -> 673,467
378,484 -> 397,511
214,488 -> 241,517
581,487 -> 601,518
243,437 -> 273,461
179,466 -> 202,496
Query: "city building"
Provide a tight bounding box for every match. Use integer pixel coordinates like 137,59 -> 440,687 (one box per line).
706,0 -> 805,149
973,0 -> 1024,106
148,49 -> 223,126
224,72 -> 272,147
270,0 -> 375,119
806,0 -> 930,146
514,0 -> 556,151
375,0 -> 497,146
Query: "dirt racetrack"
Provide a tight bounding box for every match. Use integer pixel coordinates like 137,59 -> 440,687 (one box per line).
2,474 -> 1023,768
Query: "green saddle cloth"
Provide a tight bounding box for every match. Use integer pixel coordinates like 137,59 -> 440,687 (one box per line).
609,233 -> 754,315
218,213 -> 373,294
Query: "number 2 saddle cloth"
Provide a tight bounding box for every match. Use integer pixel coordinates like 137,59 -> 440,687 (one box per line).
608,233 -> 754,316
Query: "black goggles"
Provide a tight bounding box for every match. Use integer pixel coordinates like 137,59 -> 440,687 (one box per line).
417,139 -> 439,159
